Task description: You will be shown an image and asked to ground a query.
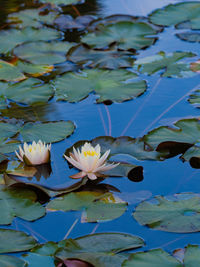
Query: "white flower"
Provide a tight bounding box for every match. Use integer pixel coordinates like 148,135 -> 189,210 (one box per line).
15,140 -> 51,166
64,142 -> 119,180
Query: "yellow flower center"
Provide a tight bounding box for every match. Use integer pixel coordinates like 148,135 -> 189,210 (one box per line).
83,150 -> 98,157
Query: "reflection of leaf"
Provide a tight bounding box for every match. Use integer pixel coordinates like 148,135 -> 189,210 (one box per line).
47,191 -> 127,222
1,78 -> 54,105
133,193 -> 200,233
68,45 -> 134,69
14,41 -> 74,65
20,121 -> 75,143
54,69 -> 147,103
0,27 -> 61,54
8,9 -> 58,28
135,51 -> 196,78
0,255 -> 26,267
82,21 -> 159,50
0,229 -> 37,253
122,249 -> 182,267
0,185 -> 46,225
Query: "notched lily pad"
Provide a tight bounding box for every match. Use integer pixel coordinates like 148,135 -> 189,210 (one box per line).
122,248 -> 182,267
68,45 -> 134,69
133,193 -> 200,233
54,69 -> 147,103
14,41 -> 75,65
135,51 -> 196,78
0,27 -> 61,54
0,229 -> 37,253
81,21 -> 159,50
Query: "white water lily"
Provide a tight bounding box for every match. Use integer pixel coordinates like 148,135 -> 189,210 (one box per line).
64,142 -> 119,180
15,140 -> 51,166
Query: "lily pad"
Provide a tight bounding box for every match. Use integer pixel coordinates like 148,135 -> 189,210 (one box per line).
14,41 -> 74,65
188,89 -> 200,106
191,60 -> 200,73
0,229 -> 37,253
181,146 -> 200,169
0,121 -> 19,139
37,0 -> 83,6
143,118 -> 200,158
135,51 -> 196,78
1,78 -> 54,105
22,253 -> 55,267
0,27 -> 61,54
149,2 -> 200,28
0,255 -> 26,267
184,244 -> 200,266
54,69 -> 147,103
20,121 -> 75,143
122,249 -> 182,267
47,191 -> 127,222
81,21 -> 159,50
176,32 -> 200,43
0,185 -> 46,225
68,45 -> 134,69
133,193 -> 200,233
8,9 -> 58,28
54,14 -> 96,30
0,60 -> 26,81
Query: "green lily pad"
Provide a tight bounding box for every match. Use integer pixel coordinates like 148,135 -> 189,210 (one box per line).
184,244 -> 200,266
20,121 -> 75,143
0,255 -> 26,267
14,41 -> 74,65
37,0 -> 83,6
81,21 -> 159,50
135,51 -> 196,78
122,249 -> 182,267
0,60 -> 26,81
181,146 -> 200,168
68,45 -> 134,69
0,27 -> 61,54
1,78 -> 54,105
8,9 -> 58,28
133,193 -> 200,233
143,118 -> 200,162
54,69 -> 147,103
191,60 -> 200,73
0,229 -> 37,253
149,2 -> 200,28
47,191 -> 127,222
0,185 -> 46,225
176,32 -> 200,43
0,121 -> 19,139
0,139 -> 21,154
188,89 -> 200,106
23,253 -> 55,267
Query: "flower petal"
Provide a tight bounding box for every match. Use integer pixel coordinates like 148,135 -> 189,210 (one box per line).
87,173 -> 97,180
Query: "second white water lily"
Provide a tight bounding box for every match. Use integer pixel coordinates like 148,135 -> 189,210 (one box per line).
15,140 -> 51,166
64,142 -> 119,180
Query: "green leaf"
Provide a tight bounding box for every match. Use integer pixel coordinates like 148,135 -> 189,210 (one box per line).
37,0 -> 83,6
22,253 -> 55,267
0,139 -> 21,154
81,21 -> 158,50
133,193 -> 200,233
68,45 -> 134,69
135,51 -> 196,78
0,255 -> 26,267
54,69 -> 147,103
0,60 -> 26,81
188,89 -> 200,106
47,191 -> 127,222
3,78 -> 54,105
14,41 -> 74,65
0,121 -> 19,139
176,32 -> 200,43
8,9 -> 58,28
181,145 -> 200,168
0,229 -> 37,253
149,2 -> 200,28
184,244 -> 200,266
0,185 -> 45,225
122,249 -> 182,267
15,61 -> 54,77
0,27 -> 61,54
20,121 -> 75,143
75,232 -> 144,253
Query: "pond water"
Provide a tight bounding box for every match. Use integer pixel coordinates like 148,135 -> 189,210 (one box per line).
0,0 -> 200,266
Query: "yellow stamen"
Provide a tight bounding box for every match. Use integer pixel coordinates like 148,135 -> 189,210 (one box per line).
83,151 -> 98,157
